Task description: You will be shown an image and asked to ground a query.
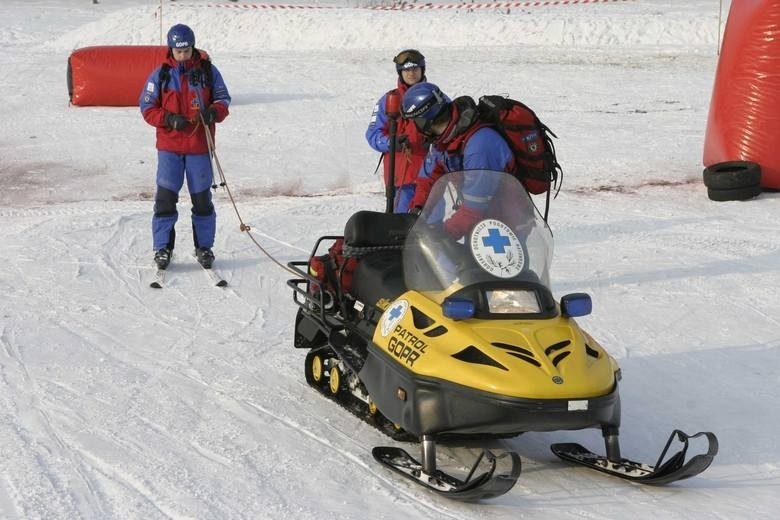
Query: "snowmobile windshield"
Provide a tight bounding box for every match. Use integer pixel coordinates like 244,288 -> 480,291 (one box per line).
403,170 -> 553,302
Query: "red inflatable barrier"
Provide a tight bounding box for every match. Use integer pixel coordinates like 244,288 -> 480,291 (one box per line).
68,46 -> 169,107
703,1 -> 780,189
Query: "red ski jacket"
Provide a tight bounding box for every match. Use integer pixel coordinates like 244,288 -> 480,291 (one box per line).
365,80 -> 429,187
140,50 -> 231,154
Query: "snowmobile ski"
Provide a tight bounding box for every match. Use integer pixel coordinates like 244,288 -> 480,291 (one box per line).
373,444 -> 521,501
551,429 -> 718,485
150,269 -> 166,289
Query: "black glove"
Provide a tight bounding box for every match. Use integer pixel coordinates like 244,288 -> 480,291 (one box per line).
394,134 -> 410,150
164,112 -> 189,131
202,105 -> 218,125
408,205 -> 422,216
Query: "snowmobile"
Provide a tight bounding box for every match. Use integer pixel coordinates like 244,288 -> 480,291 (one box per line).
287,170 -> 718,501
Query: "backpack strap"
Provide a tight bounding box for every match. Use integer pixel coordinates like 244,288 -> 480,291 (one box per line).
157,52 -> 214,93
158,63 -> 172,92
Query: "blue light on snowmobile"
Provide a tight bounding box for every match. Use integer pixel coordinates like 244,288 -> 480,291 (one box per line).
560,293 -> 592,317
442,297 -> 475,320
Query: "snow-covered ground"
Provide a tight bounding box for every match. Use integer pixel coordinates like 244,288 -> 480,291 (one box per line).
2,0 -> 779,518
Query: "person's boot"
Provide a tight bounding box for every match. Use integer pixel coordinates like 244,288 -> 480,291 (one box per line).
195,247 -> 215,269
154,247 -> 172,270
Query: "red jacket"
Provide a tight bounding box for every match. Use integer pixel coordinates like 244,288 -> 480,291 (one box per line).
365,80 -> 428,187
140,50 -> 231,154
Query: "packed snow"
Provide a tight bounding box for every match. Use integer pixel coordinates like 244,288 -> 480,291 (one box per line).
1,0 -> 778,518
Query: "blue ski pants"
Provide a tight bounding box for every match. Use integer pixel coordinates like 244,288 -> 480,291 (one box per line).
152,151 -> 216,251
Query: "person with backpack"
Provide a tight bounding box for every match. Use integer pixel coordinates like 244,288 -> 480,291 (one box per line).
401,82 -> 516,239
139,23 -> 231,270
365,49 -> 430,213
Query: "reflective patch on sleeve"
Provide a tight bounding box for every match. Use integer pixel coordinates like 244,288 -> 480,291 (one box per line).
146,82 -> 155,93
368,104 -> 379,126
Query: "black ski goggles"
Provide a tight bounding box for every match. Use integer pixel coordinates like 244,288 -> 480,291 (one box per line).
394,50 -> 425,68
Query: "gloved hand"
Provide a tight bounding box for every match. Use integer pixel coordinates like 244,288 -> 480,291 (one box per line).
202,105 -> 218,125
394,134 -> 410,150
408,205 -> 422,216
164,112 -> 189,131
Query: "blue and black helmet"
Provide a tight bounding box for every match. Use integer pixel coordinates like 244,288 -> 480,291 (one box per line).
401,82 -> 451,133
167,24 -> 195,49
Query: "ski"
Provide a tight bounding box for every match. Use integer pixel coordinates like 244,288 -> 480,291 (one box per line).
373,446 -> 521,501
150,269 -> 166,289
201,265 -> 228,287
551,430 -> 718,485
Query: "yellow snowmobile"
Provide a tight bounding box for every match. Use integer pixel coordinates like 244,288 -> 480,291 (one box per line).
288,170 -> 717,501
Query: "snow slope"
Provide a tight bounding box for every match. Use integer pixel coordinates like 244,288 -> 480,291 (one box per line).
2,1 -> 779,519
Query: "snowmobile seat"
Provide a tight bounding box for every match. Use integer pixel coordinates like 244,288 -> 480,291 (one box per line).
342,210 -> 416,253
342,211 -> 417,305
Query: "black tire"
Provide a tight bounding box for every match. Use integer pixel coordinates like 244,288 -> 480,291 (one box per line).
707,184 -> 762,202
703,161 -> 761,190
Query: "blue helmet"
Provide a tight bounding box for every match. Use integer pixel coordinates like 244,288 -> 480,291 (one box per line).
401,82 -> 451,133
394,49 -> 426,74
167,24 -> 195,49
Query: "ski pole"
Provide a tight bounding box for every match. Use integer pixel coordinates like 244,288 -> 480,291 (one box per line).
385,91 -> 401,213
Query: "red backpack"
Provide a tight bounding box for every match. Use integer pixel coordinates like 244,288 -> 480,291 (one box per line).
308,239 -> 358,305
477,95 -> 562,195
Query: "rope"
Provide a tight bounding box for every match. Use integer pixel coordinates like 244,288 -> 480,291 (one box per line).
199,112 -> 300,277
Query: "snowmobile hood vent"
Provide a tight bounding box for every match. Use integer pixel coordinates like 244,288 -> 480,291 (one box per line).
452,346 -> 507,371
492,342 -> 541,367
411,306 -> 435,329
424,325 -> 447,337
545,340 -> 571,355
545,340 -> 572,367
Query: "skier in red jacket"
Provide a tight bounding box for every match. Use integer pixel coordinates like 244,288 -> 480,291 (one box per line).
140,24 -> 231,270
365,49 -> 430,213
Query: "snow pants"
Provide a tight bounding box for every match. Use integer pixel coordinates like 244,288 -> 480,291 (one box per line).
152,151 -> 216,251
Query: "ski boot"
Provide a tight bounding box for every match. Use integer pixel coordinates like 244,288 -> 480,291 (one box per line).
195,247 -> 215,269
154,247 -> 172,270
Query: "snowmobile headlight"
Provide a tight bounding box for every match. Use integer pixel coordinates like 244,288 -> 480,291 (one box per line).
560,293 -> 592,317
486,289 -> 541,314
442,297 -> 475,320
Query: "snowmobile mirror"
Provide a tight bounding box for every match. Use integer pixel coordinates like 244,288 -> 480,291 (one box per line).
560,293 -> 592,317
442,297 -> 475,320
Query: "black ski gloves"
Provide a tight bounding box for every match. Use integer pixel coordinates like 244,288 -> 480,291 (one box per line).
202,105 -> 218,125
165,112 -> 189,131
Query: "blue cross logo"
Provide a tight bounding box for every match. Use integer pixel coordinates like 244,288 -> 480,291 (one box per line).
388,305 -> 404,320
482,228 -> 511,254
